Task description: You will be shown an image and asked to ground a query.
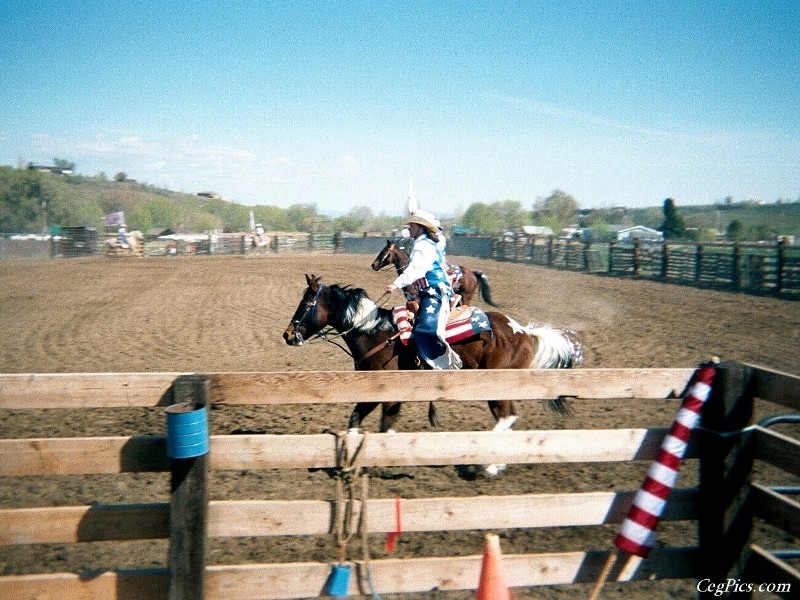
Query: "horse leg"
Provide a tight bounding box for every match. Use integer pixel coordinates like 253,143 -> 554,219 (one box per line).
485,400 -> 518,476
379,402 -> 402,433
488,400 -> 517,430
348,402 -> 380,433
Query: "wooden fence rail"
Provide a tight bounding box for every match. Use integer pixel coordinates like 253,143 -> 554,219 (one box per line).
491,235 -> 800,298
0,365 -> 798,599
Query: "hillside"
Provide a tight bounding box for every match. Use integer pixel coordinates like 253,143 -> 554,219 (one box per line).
0,166 -> 360,235
2,166 -> 798,239
629,201 -> 800,239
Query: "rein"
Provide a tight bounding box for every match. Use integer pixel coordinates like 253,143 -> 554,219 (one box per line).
354,330 -> 403,366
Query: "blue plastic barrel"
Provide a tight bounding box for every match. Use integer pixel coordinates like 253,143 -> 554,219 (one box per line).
165,402 -> 209,459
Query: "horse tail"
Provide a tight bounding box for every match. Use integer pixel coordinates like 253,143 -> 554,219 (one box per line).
524,325 -> 583,416
473,270 -> 499,307
525,325 -> 584,369
428,401 -> 442,427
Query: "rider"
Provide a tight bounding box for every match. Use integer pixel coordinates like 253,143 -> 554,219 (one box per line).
385,209 -> 462,370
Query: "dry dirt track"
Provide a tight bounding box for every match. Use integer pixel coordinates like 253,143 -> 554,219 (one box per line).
1,254 -> 799,599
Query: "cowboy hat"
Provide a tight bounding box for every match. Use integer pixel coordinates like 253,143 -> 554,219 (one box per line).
404,208 -> 439,230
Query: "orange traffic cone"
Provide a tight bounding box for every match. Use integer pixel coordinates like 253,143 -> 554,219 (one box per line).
475,533 -> 511,600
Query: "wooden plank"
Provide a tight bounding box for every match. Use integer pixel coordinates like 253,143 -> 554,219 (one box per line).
209,368 -> 695,405
749,483 -> 800,540
743,544 -> 800,598
0,570 -> 168,600
0,368 -> 695,409
0,503 -> 169,545
205,549 -> 697,597
0,435 -> 169,476
754,426 -> 800,477
747,364 -> 800,410
210,428 -> 691,469
0,372 -> 181,409
0,428 -> 696,476
0,549 -> 697,599
0,490 -> 697,546
208,489 -> 697,537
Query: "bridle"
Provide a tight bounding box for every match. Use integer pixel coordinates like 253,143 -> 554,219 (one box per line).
375,242 -> 409,275
373,243 -> 396,271
289,284 -> 325,344
290,285 -> 395,363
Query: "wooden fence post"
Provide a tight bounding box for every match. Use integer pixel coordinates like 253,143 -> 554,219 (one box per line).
583,240 -> 590,272
731,243 -> 741,290
661,242 -> 669,279
697,361 -> 755,598
608,240 -> 615,274
695,244 -> 704,284
169,375 -> 211,600
776,239 -> 786,295
547,236 -> 554,266
633,241 -> 641,276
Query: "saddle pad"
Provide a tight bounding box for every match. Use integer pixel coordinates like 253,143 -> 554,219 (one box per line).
392,306 -> 492,344
447,265 -> 463,285
445,306 -> 492,343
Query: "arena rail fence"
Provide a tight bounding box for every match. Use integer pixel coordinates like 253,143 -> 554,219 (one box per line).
0,364 -> 798,599
491,235 -> 800,298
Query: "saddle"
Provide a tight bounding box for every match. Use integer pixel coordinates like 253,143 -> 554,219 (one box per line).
392,303 -> 492,346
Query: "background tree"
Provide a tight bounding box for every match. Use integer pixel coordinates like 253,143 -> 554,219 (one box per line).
659,198 -> 686,239
143,197 -> 177,230
494,200 -> 530,231
127,204 -> 154,233
533,190 -> 579,228
254,205 -> 292,231
726,219 -> 744,241
460,202 -> 506,234
53,158 -> 76,172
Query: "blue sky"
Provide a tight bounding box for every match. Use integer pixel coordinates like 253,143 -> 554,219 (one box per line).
2,1 -> 798,216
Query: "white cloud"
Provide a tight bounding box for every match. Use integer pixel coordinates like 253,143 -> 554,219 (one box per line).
481,92 -> 698,140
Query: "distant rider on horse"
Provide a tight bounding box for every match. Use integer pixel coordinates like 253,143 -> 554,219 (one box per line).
385,210 -> 462,370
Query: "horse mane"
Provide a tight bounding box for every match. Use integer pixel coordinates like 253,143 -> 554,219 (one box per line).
327,284 -> 394,333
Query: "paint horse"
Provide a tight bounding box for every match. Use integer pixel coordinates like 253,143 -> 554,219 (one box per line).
284,274 -> 583,474
371,239 -> 498,307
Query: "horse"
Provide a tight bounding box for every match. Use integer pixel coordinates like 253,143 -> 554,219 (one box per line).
371,239 -> 498,307
283,274 -> 583,474
104,230 -> 143,256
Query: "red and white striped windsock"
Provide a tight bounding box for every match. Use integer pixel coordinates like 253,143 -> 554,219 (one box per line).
614,362 -> 717,558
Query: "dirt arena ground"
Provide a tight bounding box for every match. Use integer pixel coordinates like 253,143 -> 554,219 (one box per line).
1,254 -> 798,599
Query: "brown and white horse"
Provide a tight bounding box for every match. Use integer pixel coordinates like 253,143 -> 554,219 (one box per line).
371,239 -> 498,307
283,275 -> 582,472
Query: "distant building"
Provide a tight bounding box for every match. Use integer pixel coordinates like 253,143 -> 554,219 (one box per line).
521,225 -> 554,236
27,164 -> 73,176
197,191 -> 222,200
614,225 -> 664,242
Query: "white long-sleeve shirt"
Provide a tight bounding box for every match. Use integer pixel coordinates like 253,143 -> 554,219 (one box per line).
391,234 -> 441,289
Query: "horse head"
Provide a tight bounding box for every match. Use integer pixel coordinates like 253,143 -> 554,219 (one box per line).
283,274 -> 329,346
371,240 -> 395,271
